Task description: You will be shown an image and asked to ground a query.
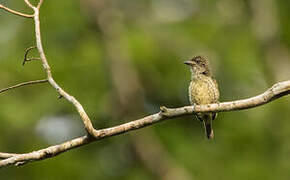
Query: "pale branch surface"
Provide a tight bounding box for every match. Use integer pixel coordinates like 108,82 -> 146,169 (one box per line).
30,1 -> 98,138
0,4 -> 34,18
0,152 -> 20,159
24,0 -> 35,9
0,80 -> 289,168
0,79 -> 48,94
0,0 -> 290,169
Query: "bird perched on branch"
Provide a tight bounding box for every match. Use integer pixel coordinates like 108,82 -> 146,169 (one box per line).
184,56 -> 220,139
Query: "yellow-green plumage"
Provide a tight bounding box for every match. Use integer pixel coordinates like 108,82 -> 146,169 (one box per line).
185,56 -> 220,139
189,74 -> 219,105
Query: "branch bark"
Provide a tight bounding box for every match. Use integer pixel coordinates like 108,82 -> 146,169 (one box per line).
0,79 -> 48,94
0,80 -> 289,168
0,0 -> 290,169
0,4 -> 34,18
25,1 -> 98,137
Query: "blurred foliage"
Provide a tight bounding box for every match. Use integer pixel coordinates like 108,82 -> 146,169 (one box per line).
0,0 -> 290,179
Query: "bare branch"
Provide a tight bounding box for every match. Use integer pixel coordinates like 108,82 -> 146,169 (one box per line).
24,0 -> 35,9
0,79 -> 48,94
23,58 -> 41,65
0,152 -> 19,159
37,0 -> 44,9
0,153 -> 27,166
30,4 -> 98,137
23,46 -> 41,65
1,0 -> 290,169
0,4 -> 34,18
0,80 -> 289,168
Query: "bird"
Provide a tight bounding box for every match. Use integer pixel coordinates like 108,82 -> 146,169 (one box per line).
184,56 -> 220,139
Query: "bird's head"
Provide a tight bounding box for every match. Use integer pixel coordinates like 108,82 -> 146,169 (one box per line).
184,56 -> 211,76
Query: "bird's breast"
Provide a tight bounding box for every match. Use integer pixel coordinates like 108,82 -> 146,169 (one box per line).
188,76 -> 219,105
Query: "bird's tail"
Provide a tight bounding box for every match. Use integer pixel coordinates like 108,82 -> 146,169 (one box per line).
203,115 -> 214,139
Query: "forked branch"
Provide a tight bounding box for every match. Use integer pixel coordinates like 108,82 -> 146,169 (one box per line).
23,46 -> 41,65
0,0 -> 289,168
30,0 -> 97,137
0,80 -> 289,168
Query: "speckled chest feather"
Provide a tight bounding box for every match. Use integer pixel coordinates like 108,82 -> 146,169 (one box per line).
189,74 -> 219,105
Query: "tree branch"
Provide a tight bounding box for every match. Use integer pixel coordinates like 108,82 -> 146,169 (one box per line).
0,152 -> 19,159
0,79 -> 48,94
24,0 -> 35,9
29,1 -> 98,138
0,80 -> 289,168
0,4 -> 34,18
37,0 -> 44,9
1,0 -> 290,169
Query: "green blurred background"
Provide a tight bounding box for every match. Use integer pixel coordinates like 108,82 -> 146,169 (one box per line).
1,0 -> 290,179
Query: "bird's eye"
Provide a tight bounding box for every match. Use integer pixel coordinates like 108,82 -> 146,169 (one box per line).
196,60 -> 202,65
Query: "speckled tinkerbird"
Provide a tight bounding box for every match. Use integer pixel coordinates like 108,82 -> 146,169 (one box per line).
184,56 -> 220,139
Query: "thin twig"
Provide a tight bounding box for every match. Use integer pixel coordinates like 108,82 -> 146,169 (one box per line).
24,0 -> 35,9
37,0 -> 44,9
31,3 -> 98,137
0,79 -> 48,94
0,4 -> 34,18
0,80 -> 289,168
23,58 -> 41,65
23,46 -> 41,65
1,0 -> 290,169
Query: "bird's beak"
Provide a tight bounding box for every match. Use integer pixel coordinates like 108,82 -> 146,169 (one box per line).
184,61 -> 193,66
